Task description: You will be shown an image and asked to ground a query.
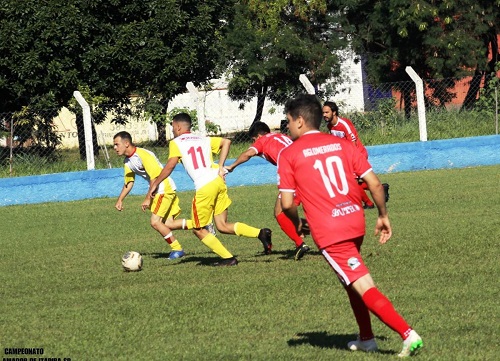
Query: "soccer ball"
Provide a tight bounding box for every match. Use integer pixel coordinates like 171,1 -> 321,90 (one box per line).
121,251 -> 143,272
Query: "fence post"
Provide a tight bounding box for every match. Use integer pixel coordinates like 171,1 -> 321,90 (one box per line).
73,91 -> 95,170
405,66 -> 428,141
186,82 -> 206,135
299,74 -> 316,95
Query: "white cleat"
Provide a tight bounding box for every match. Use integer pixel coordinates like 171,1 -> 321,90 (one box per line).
398,330 -> 423,357
347,337 -> 378,352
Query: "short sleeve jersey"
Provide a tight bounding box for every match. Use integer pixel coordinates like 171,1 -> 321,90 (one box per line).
124,147 -> 176,195
168,133 -> 221,190
327,117 -> 368,159
250,132 -> 293,166
277,131 -> 372,249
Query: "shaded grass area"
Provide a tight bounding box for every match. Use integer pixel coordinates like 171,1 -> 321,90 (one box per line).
1,165 -> 499,360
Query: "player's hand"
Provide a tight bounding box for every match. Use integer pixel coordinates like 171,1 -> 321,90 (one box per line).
219,167 -> 229,179
148,184 -> 158,198
141,198 -> 151,212
115,201 -> 123,211
374,216 -> 392,244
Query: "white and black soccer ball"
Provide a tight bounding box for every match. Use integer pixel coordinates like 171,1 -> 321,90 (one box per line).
121,251 -> 143,272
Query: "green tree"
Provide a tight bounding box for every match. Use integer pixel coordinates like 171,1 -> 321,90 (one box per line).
223,0 -> 349,123
0,0 -> 234,156
342,0 -> 499,115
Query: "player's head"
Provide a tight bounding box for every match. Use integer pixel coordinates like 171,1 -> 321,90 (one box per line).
172,112 -> 192,137
113,131 -> 134,156
322,101 -> 338,124
248,122 -> 271,139
284,94 -> 322,140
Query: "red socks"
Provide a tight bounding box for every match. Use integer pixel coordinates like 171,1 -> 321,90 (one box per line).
362,287 -> 412,339
275,212 -> 304,247
346,286 -> 374,340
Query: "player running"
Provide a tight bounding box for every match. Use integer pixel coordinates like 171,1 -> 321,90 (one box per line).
225,121 -> 311,260
113,131 -> 186,260
278,94 -> 423,357
146,113 -> 272,266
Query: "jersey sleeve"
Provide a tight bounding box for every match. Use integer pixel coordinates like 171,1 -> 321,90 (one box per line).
210,137 -> 222,154
251,137 -> 264,155
124,164 -> 135,185
137,149 -> 162,179
168,140 -> 182,160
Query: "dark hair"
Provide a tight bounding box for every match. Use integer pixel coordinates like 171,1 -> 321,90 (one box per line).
323,101 -> 339,115
172,112 -> 192,126
284,94 -> 323,129
248,122 -> 271,138
113,131 -> 133,144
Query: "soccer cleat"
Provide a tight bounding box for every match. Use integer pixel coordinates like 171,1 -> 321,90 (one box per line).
294,243 -> 310,261
382,183 -> 390,202
203,223 -> 217,236
168,250 -> 185,260
347,337 -> 378,352
398,330 -> 423,357
213,257 -> 238,267
363,203 -> 375,209
258,228 -> 273,254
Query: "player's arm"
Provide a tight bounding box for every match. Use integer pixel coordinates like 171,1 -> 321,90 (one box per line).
217,138 -> 231,178
115,181 -> 134,211
362,170 -> 392,244
146,157 -> 178,199
280,191 -> 302,232
225,148 -> 257,172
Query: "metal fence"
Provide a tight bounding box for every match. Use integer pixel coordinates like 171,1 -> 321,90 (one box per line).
1,73 -> 498,178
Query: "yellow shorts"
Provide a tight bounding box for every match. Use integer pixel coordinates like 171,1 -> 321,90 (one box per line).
192,176 -> 232,228
150,192 -> 181,220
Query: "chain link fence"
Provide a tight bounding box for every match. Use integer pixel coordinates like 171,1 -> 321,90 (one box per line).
1,74 -> 498,178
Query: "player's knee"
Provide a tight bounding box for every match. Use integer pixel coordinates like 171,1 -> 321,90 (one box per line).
150,218 -> 161,230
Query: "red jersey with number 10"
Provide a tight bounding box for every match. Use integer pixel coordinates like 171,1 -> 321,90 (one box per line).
250,132 -> 293,166
277,131 -> 373,249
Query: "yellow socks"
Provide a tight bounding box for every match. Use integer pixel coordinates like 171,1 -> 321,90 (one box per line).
201,234 -> 233,259
234,222 -> 260,238
169,240 -> 183,251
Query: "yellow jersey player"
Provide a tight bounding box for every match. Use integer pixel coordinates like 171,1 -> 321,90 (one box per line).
113,131 -> 185,260
145,113 -> 272,266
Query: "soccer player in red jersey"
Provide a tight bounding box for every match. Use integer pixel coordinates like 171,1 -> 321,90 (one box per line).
322,101 -> 390,208
277,94 -> 423,357
225,121 -> 311,260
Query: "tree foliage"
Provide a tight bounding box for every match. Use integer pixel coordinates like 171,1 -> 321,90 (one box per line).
0,0 -> 235,151
223,0 -> 349,122
343,0 -> 499,113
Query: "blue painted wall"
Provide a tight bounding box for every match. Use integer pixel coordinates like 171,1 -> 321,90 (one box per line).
1,135 -> 498,207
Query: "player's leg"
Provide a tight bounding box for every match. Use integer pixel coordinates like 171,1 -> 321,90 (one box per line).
321,241 -> 378,352
322,239 -> 422,356
211,177 -> 272,254
274,194 -> 310,260
149,193 -> 185,259
191,181 -> 236,265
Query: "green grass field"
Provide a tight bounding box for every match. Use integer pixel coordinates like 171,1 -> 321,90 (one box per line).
1,165 -> 499,360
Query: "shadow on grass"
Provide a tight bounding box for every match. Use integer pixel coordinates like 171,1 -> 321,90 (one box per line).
142,251 -> 274,266
287,331 -> 394,354
272,248 -> 322,260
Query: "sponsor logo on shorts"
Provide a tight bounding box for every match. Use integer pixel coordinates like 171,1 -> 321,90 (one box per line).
347,257 -> 361,270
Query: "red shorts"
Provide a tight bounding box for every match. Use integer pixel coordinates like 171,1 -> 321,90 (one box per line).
321,236 -> 369,286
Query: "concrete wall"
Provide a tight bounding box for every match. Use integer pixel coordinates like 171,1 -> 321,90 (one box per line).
1,135 -> 498,207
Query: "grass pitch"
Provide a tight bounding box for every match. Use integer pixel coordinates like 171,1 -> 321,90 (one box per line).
1,165 -> 499,360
